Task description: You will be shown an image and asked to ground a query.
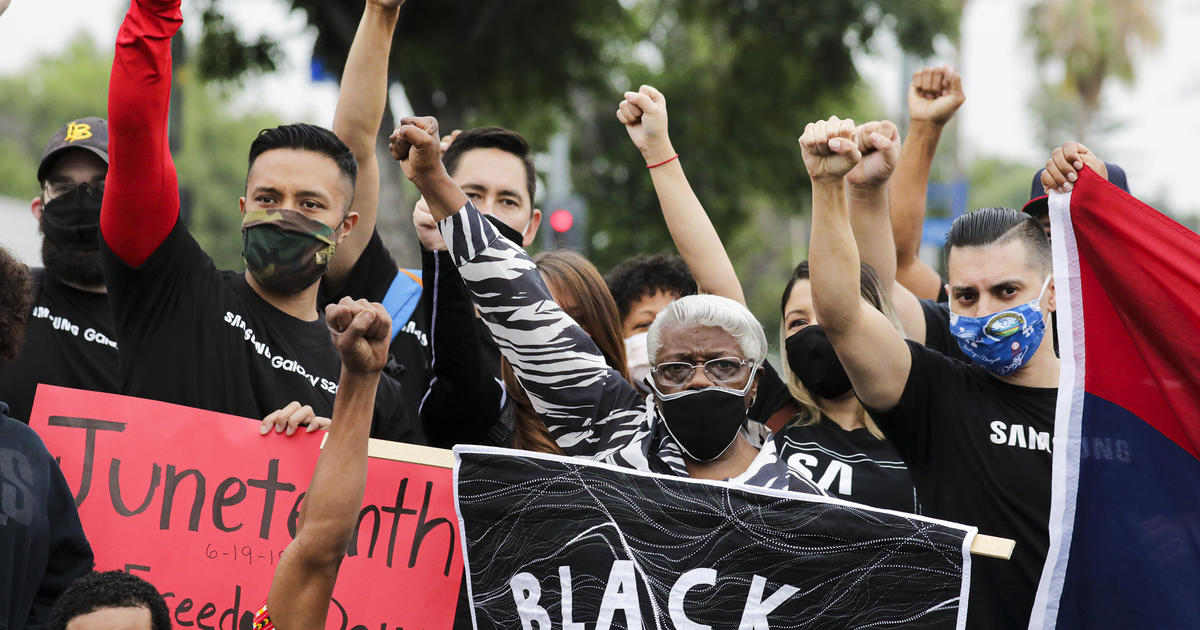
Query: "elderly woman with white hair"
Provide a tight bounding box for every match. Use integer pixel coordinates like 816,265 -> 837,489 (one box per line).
393,118 -> 823,494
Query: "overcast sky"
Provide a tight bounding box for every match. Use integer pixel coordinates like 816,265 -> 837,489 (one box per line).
3,0 -> 1200,263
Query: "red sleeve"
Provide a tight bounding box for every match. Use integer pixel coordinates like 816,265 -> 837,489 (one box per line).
100,0 -> 182,267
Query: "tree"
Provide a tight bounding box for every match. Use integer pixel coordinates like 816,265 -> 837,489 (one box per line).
0,34 -> 281,270
195,0 -> 960,330
1026,0 -> 1161,142
573,0 -> 959,335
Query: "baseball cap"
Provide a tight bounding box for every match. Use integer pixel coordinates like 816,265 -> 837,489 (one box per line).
37,117 -> 109,183
1022,162 -> 1128,216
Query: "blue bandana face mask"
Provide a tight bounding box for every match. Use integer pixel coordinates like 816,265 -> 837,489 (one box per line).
948,276 -> 1051,376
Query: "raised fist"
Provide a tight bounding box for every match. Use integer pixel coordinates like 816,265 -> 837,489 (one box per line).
326,297 -> 391,375
1041,141 -> 1109,193
846,120 -> 901,188
389,115 -> 442,182
799,116 -> 861,182
368,0 -> 406,9
616,85 -> 674,165
908,65 -> 965,126
412,197 -> 447,251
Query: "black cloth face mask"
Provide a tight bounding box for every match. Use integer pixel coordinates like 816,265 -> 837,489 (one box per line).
785,325 -> 853,400
485,214 -> 526,245
650,376 -> 756,462
41,184 -> 103,248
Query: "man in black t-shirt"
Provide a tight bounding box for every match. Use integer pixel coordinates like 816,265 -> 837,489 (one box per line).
0,118 -> 119,422
802,117 -> 1058,629
100,0 -> 418,442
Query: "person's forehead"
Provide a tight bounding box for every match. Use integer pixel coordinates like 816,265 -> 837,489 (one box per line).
658,323 -> 740,354
65,606 -> 152,630
947,240 -> 1039,286
451,148 -> 529,199
247,149 -> 346,196
631,288 -> 676,314
783,278 -> 813,312
44,150 -> 107,182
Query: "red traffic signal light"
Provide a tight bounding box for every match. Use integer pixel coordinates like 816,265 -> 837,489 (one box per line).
549,208 -> 574,233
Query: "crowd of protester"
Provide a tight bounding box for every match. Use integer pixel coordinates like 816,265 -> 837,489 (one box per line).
0,0 -> 1147,628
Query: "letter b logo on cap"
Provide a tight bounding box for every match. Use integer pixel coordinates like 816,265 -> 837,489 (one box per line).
64,122 -> 93,143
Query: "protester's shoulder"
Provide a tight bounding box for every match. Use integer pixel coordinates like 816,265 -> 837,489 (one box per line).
103,219 -> 212,273
0,408 -> 52,458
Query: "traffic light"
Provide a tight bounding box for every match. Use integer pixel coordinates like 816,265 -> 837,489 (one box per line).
549,208 -> 574,234
543,196 -> 586,252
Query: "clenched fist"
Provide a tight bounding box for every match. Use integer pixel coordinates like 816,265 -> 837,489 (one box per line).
908,65 -> 965,126
799,116 -> 861,183
389,116 -> 442,182
616,85 -> 675,165
846,120 -> 900,189
326,297 -> 391,375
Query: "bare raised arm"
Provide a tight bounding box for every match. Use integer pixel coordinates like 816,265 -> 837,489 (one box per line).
844,120 -> 926,340
325,0 -> 404,288
801,116 -> 912,411
100,0 -> 183,267
889,65 -> 964,300
264,298 -> 390,629
617,85 -> 746,305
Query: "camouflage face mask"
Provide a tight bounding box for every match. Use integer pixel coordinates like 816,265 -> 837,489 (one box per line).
241,208 -> 337,295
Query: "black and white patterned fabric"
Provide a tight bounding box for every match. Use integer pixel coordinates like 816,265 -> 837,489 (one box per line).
440,202 -> 825,495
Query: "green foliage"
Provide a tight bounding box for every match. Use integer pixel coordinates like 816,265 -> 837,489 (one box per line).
195,3 -> 282,83
1026,0 -> 1160,139
0,36 -> 112,199
193,0 -> 959,329
966,157 -> 1034,213
0,34 -> 280,270
287,0 -> 635,143
173,78 -> 283,268
576,0 -> 958,333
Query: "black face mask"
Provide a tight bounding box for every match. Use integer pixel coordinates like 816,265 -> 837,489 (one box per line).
41,184 -> 103,249
485,214 -> 526,246
652,379 -> 754,462
785,325 -> 853,400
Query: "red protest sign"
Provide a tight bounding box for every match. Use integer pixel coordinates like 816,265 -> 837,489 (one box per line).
30,385 -> 462,630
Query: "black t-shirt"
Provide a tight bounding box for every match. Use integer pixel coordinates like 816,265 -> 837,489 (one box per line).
0,405 -> 94,629
0,270 -> 119,422
865,341 -> 1056,629
102,222 -> 421,442
755,362 -> 917,512
776,418 -> 918,513
319,231 -> 429,429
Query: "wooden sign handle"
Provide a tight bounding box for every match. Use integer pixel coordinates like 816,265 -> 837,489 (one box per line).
970,534 -> 1015,559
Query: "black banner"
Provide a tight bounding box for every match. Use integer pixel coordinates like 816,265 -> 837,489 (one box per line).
454,446 -> 973,630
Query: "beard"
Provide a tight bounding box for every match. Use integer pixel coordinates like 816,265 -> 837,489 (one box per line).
41,236 -> 104,288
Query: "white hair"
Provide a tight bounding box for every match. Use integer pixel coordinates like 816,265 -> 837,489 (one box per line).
646,294 -> 767,365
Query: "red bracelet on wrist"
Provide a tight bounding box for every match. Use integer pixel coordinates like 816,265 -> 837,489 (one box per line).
646,154 -> 679,169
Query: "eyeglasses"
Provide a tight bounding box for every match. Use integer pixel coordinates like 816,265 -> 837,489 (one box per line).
43,180 -> 104,199
651,356 -> 753,388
